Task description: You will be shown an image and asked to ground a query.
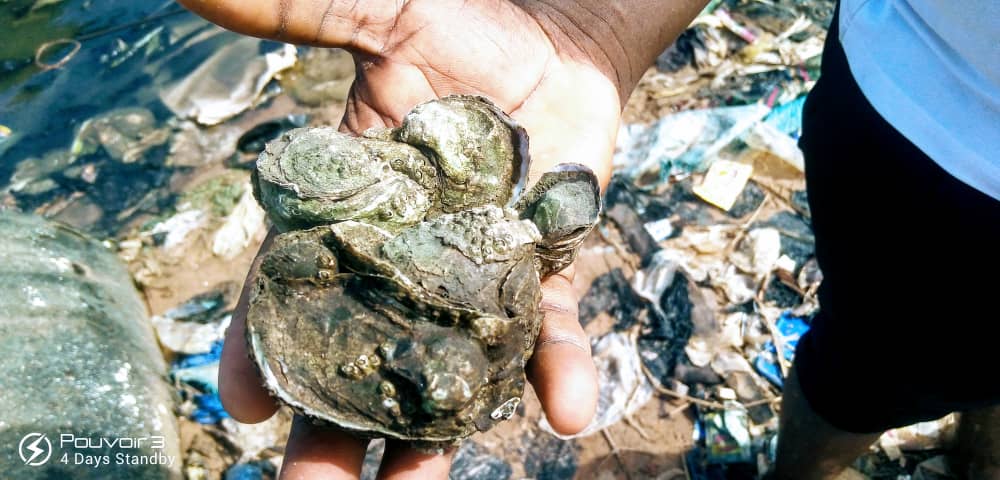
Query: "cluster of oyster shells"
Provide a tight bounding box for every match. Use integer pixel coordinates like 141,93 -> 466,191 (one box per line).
247,96 -> 600,447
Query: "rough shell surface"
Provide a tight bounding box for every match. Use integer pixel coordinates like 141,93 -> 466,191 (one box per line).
247,96 -> 601,446
254,95 -> 530,233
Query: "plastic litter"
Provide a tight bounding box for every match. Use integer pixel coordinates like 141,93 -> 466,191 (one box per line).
615,103 -> 770,182
578,268 -> 644,331
636,260 -> 697,381
729,228 -> 783,278
606,203 -> 661,265
212,184 -> 267,259
172,340 -> 230,424
643,217 -> 675,242
878,414 -> 958,461
753,312 -> 810,388
192,393 -> 230,425
632,249 -> 681,321
152,286 -> 234,354
150,209 -> 207,251
219,416 -> 288,464
744,121 -> 804,173
160,38 -> 297,126
224,461 -> 275,480
763,95 -> 807,138
692,159 -> 754,211
713,265 -> 757,305
699,403 -> 753,464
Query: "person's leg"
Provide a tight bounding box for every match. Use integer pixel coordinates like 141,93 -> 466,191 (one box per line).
953,406 -> 1000,479
768,1 -> 1000,475
769,364 -> 880,480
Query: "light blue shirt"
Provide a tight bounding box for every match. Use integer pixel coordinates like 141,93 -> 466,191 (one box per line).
839,0 -> 1000,200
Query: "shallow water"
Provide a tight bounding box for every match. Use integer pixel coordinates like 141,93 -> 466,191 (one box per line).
0,0 -> 302,236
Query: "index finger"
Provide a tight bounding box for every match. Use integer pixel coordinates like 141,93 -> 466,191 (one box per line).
219,229 -> 281,423
176,0 -> 396,53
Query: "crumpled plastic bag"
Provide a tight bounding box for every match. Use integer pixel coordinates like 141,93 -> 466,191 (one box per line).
615,104 -> 770,182
160,38 -> 297,126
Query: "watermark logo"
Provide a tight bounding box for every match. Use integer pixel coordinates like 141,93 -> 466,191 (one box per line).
14,433 -> 176,469
18,433 -> 52,466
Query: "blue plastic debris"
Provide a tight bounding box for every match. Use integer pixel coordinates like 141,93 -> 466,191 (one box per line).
191,392 -> 230,424
172,362 -> 220,394
753,350 -> 784,388
763,96 -> 806,139
224,461 -> 275,480
160,289 -> 229,323
753,312 -> 811,388
171,339 -> 231,423
173,339 -> 224,369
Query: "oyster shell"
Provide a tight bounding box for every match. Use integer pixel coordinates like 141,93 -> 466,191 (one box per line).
247,96 -> 601,447
254,95 -> 529,233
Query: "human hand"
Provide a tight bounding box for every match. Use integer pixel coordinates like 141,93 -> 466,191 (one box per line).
178,0 -> 706,478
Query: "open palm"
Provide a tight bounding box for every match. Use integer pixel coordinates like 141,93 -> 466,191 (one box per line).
179,0 -> 637,479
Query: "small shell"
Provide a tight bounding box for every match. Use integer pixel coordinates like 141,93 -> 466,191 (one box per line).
514,163 -> 602,276
254,127 -> 435,233
395,95 -> 530,213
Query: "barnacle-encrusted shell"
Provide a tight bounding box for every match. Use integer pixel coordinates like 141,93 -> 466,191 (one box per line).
254,128 -> 436,233
254,96 -> 529,233
247,96 -> 600,447
515,164 -> 602,276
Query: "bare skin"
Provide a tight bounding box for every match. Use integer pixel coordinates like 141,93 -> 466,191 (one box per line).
177,0 -> 708,478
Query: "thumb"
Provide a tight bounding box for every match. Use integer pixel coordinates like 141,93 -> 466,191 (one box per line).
527,266 -> 599,435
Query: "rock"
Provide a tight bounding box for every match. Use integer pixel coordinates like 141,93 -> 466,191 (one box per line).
0,211 -> 180,479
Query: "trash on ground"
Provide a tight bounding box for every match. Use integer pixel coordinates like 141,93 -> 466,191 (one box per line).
2,0 -> 957,476
692,159 -> 754,211
615,103 -> 770,183
173,340 -> 230,424
71,107 -> 171,163
223,461 -> 277,480
698,403 -> 753,464
752,312 -> 810,388
879,414 -> 958,461
160,37 -> 297,126
579,268 -> 645,331
153,297 -> 232,355
211,184 -> 267,259
729,228 -> 782,277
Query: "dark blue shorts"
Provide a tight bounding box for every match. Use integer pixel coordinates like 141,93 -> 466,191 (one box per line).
793,5 -> 1000,434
